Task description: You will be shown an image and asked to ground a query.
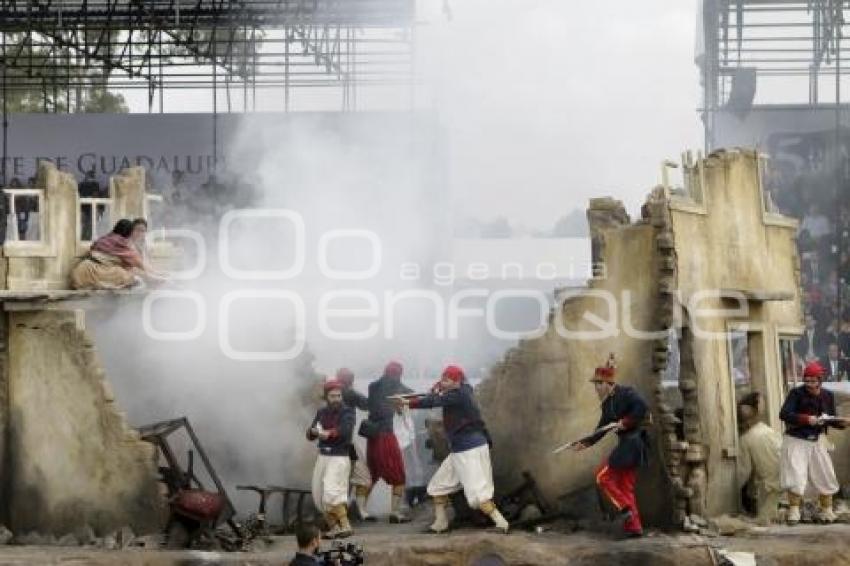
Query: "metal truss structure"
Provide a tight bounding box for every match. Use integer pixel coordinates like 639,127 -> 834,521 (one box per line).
700,0 -> 847,148
700,1 -> 849,330
0,0 -> 415,113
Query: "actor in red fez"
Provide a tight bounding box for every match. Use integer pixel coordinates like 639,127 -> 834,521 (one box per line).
307,378 -> 355,538
364,361 -> 413,522
397,365 -> 509,533
334,367 -> 373,521
572,354 -> 650,537
779,360 -> 850,524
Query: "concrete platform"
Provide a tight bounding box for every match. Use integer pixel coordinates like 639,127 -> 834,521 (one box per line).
0,288 -> 147,311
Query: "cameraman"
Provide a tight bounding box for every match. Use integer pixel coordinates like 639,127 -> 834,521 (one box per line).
290,522 -> 322,565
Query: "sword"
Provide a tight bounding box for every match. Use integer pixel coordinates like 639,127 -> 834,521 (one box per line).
551,421 -> 619,454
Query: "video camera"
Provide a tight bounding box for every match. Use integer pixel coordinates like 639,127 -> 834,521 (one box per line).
318,540 -> 365,565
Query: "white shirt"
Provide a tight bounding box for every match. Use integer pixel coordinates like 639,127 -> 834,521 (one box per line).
737,422 -> 782,493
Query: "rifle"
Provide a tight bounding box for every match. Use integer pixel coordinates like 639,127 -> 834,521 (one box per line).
387,393 -> 428,402
551,421 -> 619,455
817,414 -> 850,426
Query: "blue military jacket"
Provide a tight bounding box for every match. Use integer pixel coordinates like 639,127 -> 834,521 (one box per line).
412,383 -> 489,453
367,375 -> 413,434
583,384 -> 650,469
307,405 -> 355,457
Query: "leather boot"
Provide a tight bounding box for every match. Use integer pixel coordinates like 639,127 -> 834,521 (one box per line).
354,485 -> 374,521
389,485 -> 411,523
817,493 -> 838,523
333,504 -> 353,538
429,495 -> 450,533
480,500 -> 509,533
787,492 -> 802,525
322,511 -> 339,539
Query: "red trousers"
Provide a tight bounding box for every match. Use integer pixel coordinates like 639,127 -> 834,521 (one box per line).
367,432 -> 406,486
596,461 -> 642,533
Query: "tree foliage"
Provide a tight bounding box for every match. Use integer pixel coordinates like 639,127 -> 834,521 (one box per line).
0,32 -> 128,113
0,25 -> 262,114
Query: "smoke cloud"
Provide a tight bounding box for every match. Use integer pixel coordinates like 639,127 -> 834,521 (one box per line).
87,0 -> 702,518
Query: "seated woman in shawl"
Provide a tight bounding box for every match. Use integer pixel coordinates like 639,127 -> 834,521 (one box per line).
70,219 -> 166,290
130,218 -> 149,262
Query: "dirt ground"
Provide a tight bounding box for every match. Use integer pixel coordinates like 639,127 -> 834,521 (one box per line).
0,520 -> 848,566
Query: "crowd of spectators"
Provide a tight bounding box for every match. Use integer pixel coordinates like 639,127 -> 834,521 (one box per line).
73,166 -> 261,238
763,147 -> 850,380
155,168 -> 260,228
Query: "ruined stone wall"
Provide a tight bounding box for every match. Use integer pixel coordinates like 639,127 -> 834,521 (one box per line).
830,394 -> 850,486
5,310 -> 163,535
109,167 -> 147,222
0,307 -> 9,527
480,149 -> 805,528
0,163 -> 169,535
3,162 -> 156,290
478,199 -> 674,526
665,149 -> 802,519
5,162 -> 79,291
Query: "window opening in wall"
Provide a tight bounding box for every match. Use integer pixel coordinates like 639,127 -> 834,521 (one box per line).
729,330 -> 752,392
79,198 -> 112,243
146,194 -> 165,236
727,328 -> 769,426
4,189 -> 43,242
780,335 -> 802,393
728,327 -> 770,516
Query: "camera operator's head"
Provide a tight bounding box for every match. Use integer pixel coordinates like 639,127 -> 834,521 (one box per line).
291,522 -> 321,564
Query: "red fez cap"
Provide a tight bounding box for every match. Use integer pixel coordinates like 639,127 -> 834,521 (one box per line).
385,361 -> 403,379
335,368 -> 354,386
590,353 -> 617,383
442,365 -> 465,384
803,361 -> 825,379
323,378 -> 343,393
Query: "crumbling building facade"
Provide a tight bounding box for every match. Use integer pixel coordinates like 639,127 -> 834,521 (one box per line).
0,162 -> 164,535
479,149 -> 842,526
0,148 -> 840,536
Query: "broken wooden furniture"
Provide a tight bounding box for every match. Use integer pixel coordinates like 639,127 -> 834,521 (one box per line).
138,416 -> 243,548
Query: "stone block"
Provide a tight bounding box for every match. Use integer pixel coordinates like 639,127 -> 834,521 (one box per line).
685,444 -> 706,463
100,381 -> 115,403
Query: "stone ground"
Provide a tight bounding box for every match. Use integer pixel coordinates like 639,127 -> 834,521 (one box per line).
0,517 -> 849,565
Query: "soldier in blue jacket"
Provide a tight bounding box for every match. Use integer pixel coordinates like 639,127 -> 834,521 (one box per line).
364,361 -> 413,523
397,365 -> 509,534
779,361 -> 849,524
307,378 -> 356,538
335,368 -> 374,521
573,355 -> 649,537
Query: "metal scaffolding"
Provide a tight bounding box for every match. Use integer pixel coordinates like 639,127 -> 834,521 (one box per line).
0,0 -> 415,113
0,0 -> 416,188
700,0 -> 849,337
701,0 -> 847,148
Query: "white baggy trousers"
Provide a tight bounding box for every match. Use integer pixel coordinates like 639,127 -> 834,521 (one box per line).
780,434 -> 839,496
426,444 -> 494,509
311,454 -> 352,512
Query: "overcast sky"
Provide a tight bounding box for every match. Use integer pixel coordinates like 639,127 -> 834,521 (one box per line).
126,1 -> 704,229
417,0 -> 704,226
